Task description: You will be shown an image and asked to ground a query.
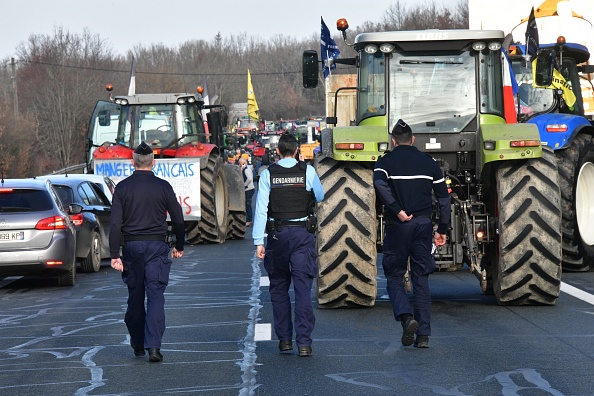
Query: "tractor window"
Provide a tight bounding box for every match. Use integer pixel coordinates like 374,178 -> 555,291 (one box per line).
512,59 -> 554,117
479,50 -> 504,118
358,52 -> 386,121
178,104 -> 205,145
389,51 -> 476,133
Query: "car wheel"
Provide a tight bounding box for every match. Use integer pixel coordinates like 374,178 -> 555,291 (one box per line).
58,257 -> 76,286
80,232 -> 102,273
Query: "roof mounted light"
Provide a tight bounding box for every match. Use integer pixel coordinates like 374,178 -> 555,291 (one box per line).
114,98 -> 128,106
488,42 -> 501,51
472,42 -> 486,51
379,43 -> 395,53
364,44 -> 378,54
337,18 -> 349,32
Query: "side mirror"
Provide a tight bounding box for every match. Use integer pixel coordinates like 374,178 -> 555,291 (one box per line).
69,203 -> 84,215
303,50 -> 319,88
578,64 -> 594,74
535,49 -> 554,87
98,110 -> 111,126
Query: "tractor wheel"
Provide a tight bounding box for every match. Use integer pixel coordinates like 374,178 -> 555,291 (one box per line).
314,156 -> 377,308
227,211 -> 247,240
493,146 -> 562,305
80,231 -> 101,273
556,133 -> 594,271
194,154 -> 229,244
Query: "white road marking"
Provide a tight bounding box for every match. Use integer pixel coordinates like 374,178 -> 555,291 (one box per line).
560,281 -> 594,305
254,323 -> 272,341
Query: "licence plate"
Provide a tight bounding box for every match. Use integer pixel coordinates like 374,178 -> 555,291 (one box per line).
0,231 -> 24,241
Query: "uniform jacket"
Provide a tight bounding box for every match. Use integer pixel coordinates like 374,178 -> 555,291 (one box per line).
373,145 -> 451,234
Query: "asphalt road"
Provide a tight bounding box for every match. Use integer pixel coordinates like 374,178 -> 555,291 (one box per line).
0,236 -> 593,395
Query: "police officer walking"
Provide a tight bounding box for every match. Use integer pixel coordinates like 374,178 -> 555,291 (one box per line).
373,120 -> 451,348
253,133 -> 324,357
110,142 -> 186,363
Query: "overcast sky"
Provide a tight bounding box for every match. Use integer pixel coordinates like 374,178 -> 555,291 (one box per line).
0,0 -> 460,58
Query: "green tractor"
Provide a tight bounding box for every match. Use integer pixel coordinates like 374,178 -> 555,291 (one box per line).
304,23 -> 562,307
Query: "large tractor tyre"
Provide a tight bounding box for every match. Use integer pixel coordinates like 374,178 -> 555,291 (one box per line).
80,231 -> 101,273
224,163 -> 246,240
493,146 -> 562,305
227,211 -> 247,240
187,154 -> 229,244
314,156 -> 377,308
556,133 -> 594,271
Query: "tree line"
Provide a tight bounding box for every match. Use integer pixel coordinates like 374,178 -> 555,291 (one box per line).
0,0 -> 467,177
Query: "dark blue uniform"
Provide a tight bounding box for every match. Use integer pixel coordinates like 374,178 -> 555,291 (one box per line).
374,144 -> 450,339
253,158 -> 324,350
110,169 -> 185,350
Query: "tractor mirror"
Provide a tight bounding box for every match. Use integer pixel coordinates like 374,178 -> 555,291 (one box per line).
303,50 -> 319,88
98,110 -> 111,126
535,50 -> 554,87
578,64 -> 594,74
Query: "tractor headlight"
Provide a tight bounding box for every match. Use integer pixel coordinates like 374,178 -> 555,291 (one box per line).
472,42 -> 486,51
379,43 -> 395,53
488,42 -> 501,51
364,44 -> 378,54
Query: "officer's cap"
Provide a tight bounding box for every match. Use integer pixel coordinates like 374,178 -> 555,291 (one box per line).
391,119 -> 412,136
134,141 -> 153,155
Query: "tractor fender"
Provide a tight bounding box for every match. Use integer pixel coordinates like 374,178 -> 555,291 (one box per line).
224,163 -> 246,212
479,122 -> 542,172
528,113 -> 593,149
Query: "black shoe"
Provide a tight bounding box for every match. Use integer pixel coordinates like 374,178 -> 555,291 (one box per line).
401,316 -> 419,346
414,335 -> 429,348
130,341 -> 145,357
148,348 -> 163,363
298,346 -> 312,357
278,340 -> 293,352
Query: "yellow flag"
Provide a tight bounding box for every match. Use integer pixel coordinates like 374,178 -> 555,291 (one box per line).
247,69 -> 259,120
532,60 -> 577,108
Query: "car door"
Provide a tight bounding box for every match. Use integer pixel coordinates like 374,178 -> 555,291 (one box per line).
79,182 -> 111,258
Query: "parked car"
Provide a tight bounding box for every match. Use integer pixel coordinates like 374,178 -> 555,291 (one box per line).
36,175 -> 112,273
79,174 -> 116,203
0,179 -> 77,286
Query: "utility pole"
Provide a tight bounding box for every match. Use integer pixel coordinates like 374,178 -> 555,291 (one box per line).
10,58 -> 18,121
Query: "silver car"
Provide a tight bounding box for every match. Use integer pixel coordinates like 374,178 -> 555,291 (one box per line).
0,179 -> 77,286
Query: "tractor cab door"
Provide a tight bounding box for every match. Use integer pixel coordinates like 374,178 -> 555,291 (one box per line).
86,101 -> 124,165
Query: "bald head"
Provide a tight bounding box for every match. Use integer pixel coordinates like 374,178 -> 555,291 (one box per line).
239,158 -> 248,166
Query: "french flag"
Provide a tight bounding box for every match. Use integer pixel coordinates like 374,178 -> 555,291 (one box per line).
502,50 -> 518,124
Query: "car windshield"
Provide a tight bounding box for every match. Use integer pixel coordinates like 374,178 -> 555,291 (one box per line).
388,51 -> 477,133
0,189 -> 53,212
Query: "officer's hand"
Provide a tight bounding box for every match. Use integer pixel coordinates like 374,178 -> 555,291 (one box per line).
256,245 -> 265,259
434,233 -> 447,246
171,248 -> 184,259
397,210 -> 413,222
111,258 -> 123,272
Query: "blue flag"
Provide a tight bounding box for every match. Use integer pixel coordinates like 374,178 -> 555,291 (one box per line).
525,7 -> 539,62
321,17 -> 340,79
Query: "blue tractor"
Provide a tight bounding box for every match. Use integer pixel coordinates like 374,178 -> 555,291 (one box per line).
509,36 -> 594,271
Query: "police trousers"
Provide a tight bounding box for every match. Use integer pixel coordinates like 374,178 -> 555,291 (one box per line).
263,226 -> 317,347
121,240 -> 171,349
381,217 -> 434,336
